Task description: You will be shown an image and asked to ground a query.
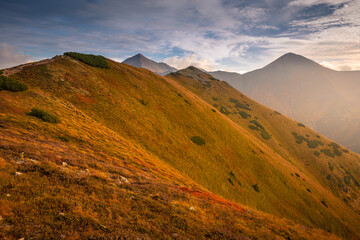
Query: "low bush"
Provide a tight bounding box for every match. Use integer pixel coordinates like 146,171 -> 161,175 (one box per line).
139,99 -> 148,106
249,120 -> 264,130
190,136 -> 205,146
219,106 -> 230,115
235,102 -> 251,110
248,125 -> 259,130
307,140 -> 323,148
314,151 -> 320,157
321,149 -> 335,158
260,130 -> 271,140
252,184 -> 260,193
321,201 -> 328,208
239,111 -> 251,119
58,136 -> 70,142
344,176 -> 351,185
297,123 -> 305,127
64,52 -> 109,68
27,108 -> 60,123
228,178 -> 234,186
0,76 -> 28,92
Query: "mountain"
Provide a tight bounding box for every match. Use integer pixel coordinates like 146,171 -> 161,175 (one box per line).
0,53 -> 360,239
122,53 -> 177,75
213,53 -> 360,153
208,70 -> 242,83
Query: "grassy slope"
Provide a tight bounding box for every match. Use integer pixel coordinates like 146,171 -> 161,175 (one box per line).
0,56 -> 356,239
167,67 -> 360,239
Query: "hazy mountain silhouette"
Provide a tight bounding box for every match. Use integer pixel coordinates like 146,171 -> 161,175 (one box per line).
212,53 -> 360,153
122,53 -> 177,75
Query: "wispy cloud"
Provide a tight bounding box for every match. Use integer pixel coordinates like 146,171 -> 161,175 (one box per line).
0,43 -> 32,69
0,0 -> 359,72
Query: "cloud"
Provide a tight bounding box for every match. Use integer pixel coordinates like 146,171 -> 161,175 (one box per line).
0,0 -> 359,72
0,43 -> 32,69
164,54 -> 218,71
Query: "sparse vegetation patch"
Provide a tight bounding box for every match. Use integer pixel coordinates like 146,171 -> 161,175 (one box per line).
64,52 -> 109,68
190,136 -> 205,146
239,111 -> 251,119
27,108 -> 60,123
0,76 -> 28,92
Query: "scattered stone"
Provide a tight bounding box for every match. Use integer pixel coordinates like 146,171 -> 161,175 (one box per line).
62,162 -> 68,167
120,176 -> 129,184
58,213 -> 65,216
100,224 -> 107,229
189,206 -> 195,211
18,238 -> 25,240
0,215 -> 3,221
6,194 -> 10,197
130,195 -> 135,199
15,171 -> 22,176
172,233 -> 179,238
19,152 -> 24,159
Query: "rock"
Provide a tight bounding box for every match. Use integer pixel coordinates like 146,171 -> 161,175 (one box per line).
62,162 -> 68,167
189,206 -> 195,211
18,238 -> 25,240
120,176 -> 129,183
0,215 -> 3,221
172,233 -> 179,238
6,194 -> 10,197
15,171 -> 22,176
58,213 -> 65,216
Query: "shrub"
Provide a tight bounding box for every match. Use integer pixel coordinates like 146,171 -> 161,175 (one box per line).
58,136 -> 70,142
249,120 -> 264,130
321,149 -> 335,158
343,149 -> 349,153
212,96 -> 218,101
64,52 -> 109,68
0,76 -> 28,92
139,99 -> 148,106
248,125 -> 259,130
229,98 -> 239,103
295,173 -> 300,177
321,201 -> 328,208
314,151 -> 320,157
297,123 -> 305,127
252,184 -> 260,193
0,70 -> 3,75
235,102 -> 251,110
228,178 -> 234,186
239,111 -> 251,119
211,109 -> 216,112
219,106 -> 230,115
27,108 -> 60,123
328,163 -> 334,171
260,130 -> 271,140
190,136 -> 205,146
306,188 -> 312,193
307,140 -> 323,148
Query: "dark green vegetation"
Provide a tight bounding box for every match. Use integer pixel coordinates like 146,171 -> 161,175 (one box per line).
27,108 -> 60,123
298,123 -> 306,127
190,136 -> 205,146
0,76 -> 28,92
64,52 -> 109,68
239,110 -> 251,119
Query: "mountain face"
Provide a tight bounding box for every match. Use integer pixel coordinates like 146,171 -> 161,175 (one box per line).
122,53 -> 177,75
208,70 -> 242,84
1,54 -> 360,239
213,53 -> 360,153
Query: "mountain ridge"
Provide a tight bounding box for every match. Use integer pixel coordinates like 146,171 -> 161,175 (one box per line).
122,53 -> 177,75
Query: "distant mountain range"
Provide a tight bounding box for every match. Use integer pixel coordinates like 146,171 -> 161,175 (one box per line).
210,53 -> 360,153
122,53 -> 177,75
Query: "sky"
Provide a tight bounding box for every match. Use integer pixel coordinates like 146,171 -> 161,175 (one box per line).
0,0 -> 359,73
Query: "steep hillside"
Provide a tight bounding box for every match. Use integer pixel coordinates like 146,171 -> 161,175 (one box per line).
168,66 -> 360,239
122,53 -> 177,75
208,70 -> 242,84
214,53 -> 360,153
0,54 -> 358,239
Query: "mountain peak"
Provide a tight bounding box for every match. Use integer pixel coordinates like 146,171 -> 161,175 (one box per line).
264,52 -> 323,70
122,53 -> 177,75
